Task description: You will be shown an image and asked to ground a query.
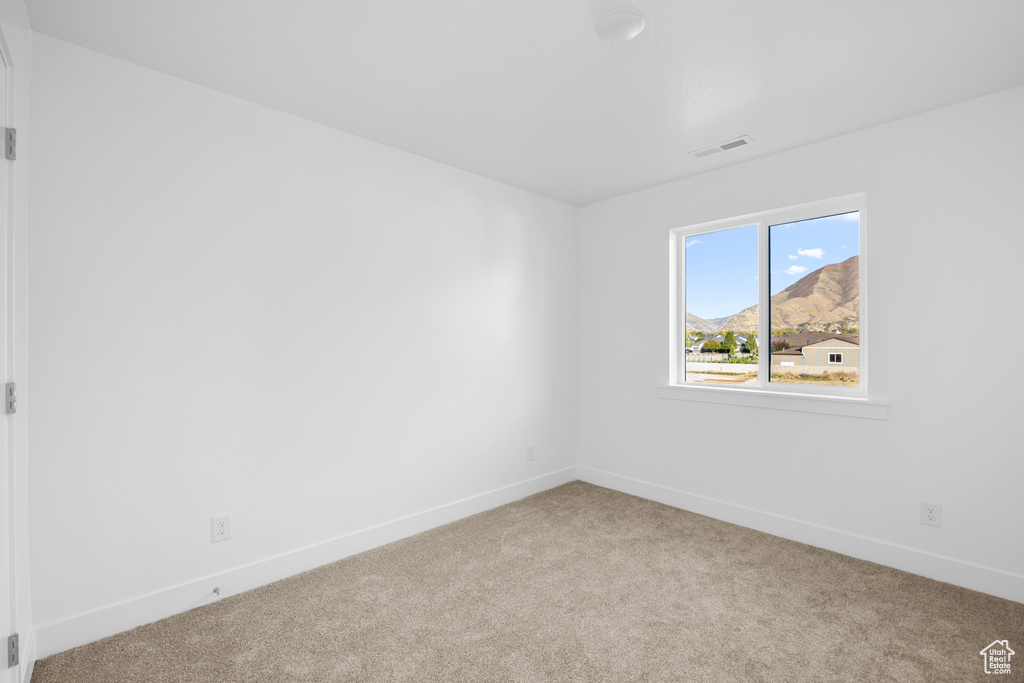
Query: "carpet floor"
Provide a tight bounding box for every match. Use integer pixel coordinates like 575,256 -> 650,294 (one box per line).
32,481 -> 1023,682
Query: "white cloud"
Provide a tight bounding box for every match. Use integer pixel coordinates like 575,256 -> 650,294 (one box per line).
797,248 -> 825,259
788,254 -> 798,260
686,239 -> 702,248
840,244 -> 848,249
784,265 -> 808,276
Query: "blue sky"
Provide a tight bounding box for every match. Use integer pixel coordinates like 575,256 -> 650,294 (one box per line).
685,224 -> 757,320
685,212 -> 859,320
769,212 -> 859,295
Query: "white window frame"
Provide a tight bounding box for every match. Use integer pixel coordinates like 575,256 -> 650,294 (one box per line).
662,193 -> 888,420
828,352 -> 843,364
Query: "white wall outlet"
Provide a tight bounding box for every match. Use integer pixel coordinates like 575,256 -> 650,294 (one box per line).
527,445 -> 535,462
211,514 -> 232,542
920,501 -> 942,528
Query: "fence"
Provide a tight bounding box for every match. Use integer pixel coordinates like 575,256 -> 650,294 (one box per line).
687,353 -> 753,363
684,362 -> 756,374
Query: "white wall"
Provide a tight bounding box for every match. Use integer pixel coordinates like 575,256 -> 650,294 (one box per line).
0,0 -> 28,27
577,86 -> 1024,602
28,34 -> 577,655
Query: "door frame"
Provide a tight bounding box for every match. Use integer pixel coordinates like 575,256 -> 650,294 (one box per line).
0,17 -> 30,683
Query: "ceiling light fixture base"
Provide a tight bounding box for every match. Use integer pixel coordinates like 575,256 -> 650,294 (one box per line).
596,8 -> 646,43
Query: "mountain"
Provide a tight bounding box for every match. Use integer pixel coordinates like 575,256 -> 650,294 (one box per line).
719,255 -> 859,332
685,312 -> 719,334
707,315 -> 735,329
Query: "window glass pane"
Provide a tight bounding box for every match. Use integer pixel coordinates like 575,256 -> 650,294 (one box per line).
684,224 -> 759,385
768,212 -> 860,387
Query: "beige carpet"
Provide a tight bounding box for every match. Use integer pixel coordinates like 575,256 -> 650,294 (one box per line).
32,482 -> 1023,682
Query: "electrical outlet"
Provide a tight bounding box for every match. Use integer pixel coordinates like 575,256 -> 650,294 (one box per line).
211,514 -> 232,542
920,501 -> 942,528
527,445 -> 535,462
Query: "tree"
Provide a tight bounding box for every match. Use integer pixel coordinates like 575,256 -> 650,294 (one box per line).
743,332 -> 758,355
722,331 -> 738,356
702,339 -> 721,352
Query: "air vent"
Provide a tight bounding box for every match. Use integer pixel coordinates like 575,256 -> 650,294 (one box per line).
719,138 -> 749,151
692,146 -> 723,159
690,135 -> 754,160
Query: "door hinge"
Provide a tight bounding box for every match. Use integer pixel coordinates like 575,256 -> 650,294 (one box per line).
6,633 -> 18,667
5,128 -> 15,160
5,383 -> 16,414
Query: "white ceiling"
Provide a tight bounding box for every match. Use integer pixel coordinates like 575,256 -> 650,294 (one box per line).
24,0 -> 1024,206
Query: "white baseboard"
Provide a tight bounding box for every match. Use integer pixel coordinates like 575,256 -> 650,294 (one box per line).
35,466 -> 578,659
578,465 -> 1024,604
18,628 -> 35,683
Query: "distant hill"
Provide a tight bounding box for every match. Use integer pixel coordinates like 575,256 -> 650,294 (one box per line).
685,312 -> 719,334
719,255 -> 859,332
707,315 -> 735,329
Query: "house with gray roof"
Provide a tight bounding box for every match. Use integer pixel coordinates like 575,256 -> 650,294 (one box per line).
770,333 -> 859,372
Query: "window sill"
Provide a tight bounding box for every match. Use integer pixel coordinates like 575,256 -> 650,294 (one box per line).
657,384 -> 889,420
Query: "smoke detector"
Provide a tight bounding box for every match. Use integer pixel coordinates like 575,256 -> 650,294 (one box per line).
690,135 -> 755,160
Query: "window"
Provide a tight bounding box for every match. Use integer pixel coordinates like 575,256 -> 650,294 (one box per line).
681,223 -> 758,386
665,194 -> 885,417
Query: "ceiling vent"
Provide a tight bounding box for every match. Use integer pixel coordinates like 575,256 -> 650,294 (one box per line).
690,135 -> 754,160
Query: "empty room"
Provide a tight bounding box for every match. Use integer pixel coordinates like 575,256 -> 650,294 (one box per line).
2,0 -> 1023,681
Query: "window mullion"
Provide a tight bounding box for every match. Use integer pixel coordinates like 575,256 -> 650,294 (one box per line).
757,221 -> 770,387
670,233 -> 684,384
